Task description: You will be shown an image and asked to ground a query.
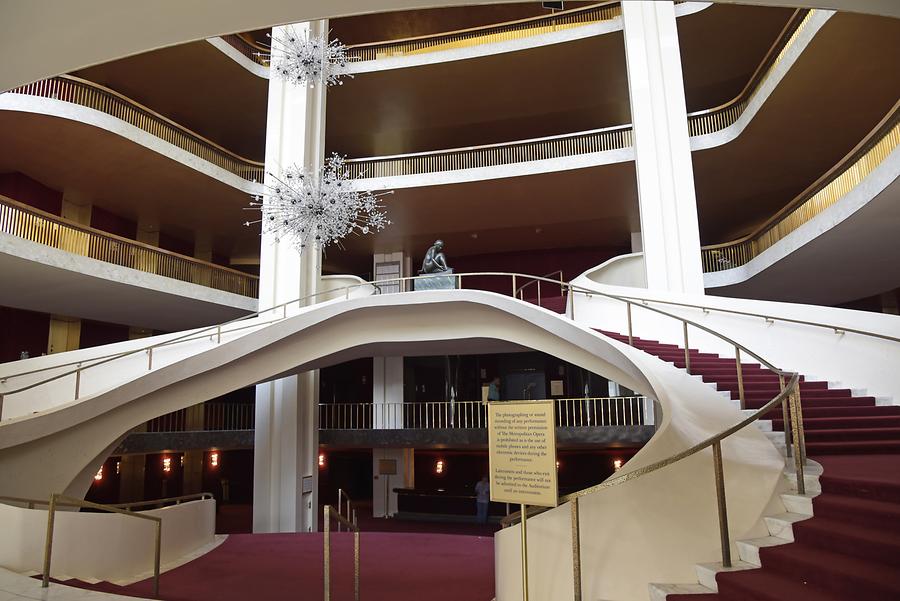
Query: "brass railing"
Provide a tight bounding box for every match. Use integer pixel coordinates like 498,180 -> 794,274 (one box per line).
336,488 -> 358,534
146,402 -> 255,432
40,493 -> 162,596
687,9 -> 812,137
345,10 -> 814,179
323,504 -> 360,601
345,2 -> 622,61
4,75 -> 264,182
516,270 -> 565,304
0,195 -> 259,297
0,492 -> 213,511
702,100 -> 900,272
318,396 -> 651,430
219,33 -> 270,66
345,125 -> 633,179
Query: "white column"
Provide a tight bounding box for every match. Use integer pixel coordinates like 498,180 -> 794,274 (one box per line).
253,20 -> 327,534
622,1 -> 704,294
371,355 -> 410,517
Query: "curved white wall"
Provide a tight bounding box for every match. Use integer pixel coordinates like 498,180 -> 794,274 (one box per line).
0,499 -> 216,584
0,93 -> 263,194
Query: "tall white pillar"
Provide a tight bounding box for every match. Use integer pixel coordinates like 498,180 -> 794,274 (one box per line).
253,20 -> 328,534
622,1 -> 704,294
371,356 -> 413,517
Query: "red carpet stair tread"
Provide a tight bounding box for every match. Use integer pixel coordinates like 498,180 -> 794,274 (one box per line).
597,331 -> 900,600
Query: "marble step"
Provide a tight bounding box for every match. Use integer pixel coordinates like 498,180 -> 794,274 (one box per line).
736,536 -> 792,567
648,582 -> 713,600
695,560 -> 757,592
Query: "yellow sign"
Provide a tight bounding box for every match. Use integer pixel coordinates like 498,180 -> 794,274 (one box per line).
487,400 -> 558,508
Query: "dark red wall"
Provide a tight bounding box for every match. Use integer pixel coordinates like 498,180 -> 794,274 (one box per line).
0,172 -> 62,215
0,306 -> 49,362
80,319 -> 130,349
90,205 -> 137,240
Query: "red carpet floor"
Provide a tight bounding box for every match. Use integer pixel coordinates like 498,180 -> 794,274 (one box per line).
598,332 -> 900,601
72,531 -> 494,601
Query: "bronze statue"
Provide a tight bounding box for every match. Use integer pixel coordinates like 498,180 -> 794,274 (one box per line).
419,239 -> 451,274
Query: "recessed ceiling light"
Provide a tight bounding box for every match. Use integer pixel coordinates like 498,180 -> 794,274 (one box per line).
535,227 -> 543,234
470,233 -> 478,239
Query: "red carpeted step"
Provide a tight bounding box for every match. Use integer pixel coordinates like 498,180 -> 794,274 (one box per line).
820,474 -> 900,503
813,493 -> 900,531
801,427 -> 900,442
746,397 -> 874,410
707,567 -> 846,601
767,406 -> 900,420
808,440 -> 900,455
772,415 -> 900,430
758,540 -> 900,601
791,515 -> 900,567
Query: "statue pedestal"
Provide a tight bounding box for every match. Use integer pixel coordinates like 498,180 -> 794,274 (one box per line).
414,270 -> 457,291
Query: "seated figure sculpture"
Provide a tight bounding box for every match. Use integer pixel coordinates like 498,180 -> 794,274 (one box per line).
419,239 -> 452,274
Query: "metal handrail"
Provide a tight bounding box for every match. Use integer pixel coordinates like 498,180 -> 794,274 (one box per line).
336,488 -> 357,533
701,99 -> 900,273
344,10 -> 813,179
344,2 -> 622,61
41,493 -> 162,597
4,74 -> 265,182
0,492 -> 213,511
0,194 -> 259,298
219,33 -> 270,66
515,270 -> 564,304
323,504 -> 360,601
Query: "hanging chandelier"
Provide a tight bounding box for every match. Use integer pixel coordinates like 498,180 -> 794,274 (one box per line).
246,154 -> 393,250
267,27 -> 353,88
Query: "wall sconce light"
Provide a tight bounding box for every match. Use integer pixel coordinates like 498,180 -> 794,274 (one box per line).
613,459 -> 623,471
435,459 -> 444,475
210,452 -> 220,468
115,460 -> 121,475
180,455 -> 185,467
318,453 -> 326,469
556,460 -> 561,469
94,465 -> 104,482
162,456 -> 172,473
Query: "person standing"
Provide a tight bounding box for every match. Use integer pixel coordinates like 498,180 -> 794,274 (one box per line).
475,475 -> 490,524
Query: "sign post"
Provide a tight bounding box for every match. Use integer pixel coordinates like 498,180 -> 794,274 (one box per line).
487,400 -> 558,601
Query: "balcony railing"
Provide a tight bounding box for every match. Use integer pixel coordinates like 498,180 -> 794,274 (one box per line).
319,396 -> 652,430
345,10 -> 813,180
345,2 -> 623,62
5,75 -> 264,183
0,195 -> 259,298
701,101 -> 900,273
345,125 -> 633,179
146,402 -> 255,432
219,33 -> 270,67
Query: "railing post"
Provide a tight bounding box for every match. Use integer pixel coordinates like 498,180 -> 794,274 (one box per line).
626,302 -> 634,346
571,497 -> 582,601
74,363 -> 82,400
42,493 -> 57,588
712,441 -> 732,568
512,274 -> 517,298
794,386 -> 808,467
147,347 -> 153,371
217,325 -> 222,344
354,529 -> 361,601
324,506 -> 331,601
153,521 -> 162,598
537,280 -> 542,307
779,375 -> 793,457
521,503 -> 530,601
683,322 -> 691,374
0,393 -> 4,421
734,347 -> 745,410
789,386 -> 806,495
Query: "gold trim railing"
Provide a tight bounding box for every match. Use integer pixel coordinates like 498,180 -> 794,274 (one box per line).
336,488 -> 358,534
4,75 -> 264,182
345,125 -> 633,179
345,2 -> 622,61
0,195 -> 259,297
687,9 -> 812,137
323,504 -> 360,601
219,33 -> 270,66
702,100 -> 900,273
318,396 -> 650,430
0,492 -> 213,511
41,493 -> 163,596
346,10 -> 814,180
146,402 -> 255,432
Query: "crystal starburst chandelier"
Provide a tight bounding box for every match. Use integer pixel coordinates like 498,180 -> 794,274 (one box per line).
246,154 -> 392,250
268,27 -> 353,88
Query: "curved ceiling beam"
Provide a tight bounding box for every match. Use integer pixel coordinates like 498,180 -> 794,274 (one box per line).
1,0 -> 897,92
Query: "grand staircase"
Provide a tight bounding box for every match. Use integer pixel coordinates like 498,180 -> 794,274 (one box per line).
594,330 -> 900,601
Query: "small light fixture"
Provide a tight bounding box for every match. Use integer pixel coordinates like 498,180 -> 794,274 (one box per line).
318,453 -> 326,469
435,459 -> 444,475
180,455 -> 185,467
613,459 -> 623,471
556,460 -> 560,469
94,465 -> 104,482
115,460 -> 121,475
162,456 -> 172,473
210,452 -> 220,468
